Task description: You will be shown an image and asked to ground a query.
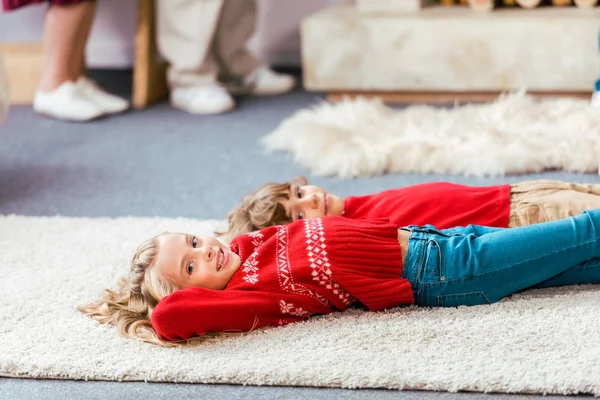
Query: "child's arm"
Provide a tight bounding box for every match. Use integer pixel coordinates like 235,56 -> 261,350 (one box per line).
151,287 -> 326,341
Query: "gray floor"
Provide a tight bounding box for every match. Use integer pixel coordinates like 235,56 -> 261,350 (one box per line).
1,70 -> 597,399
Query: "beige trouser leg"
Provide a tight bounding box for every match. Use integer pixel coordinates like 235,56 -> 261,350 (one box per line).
213,0 -> 261,81
155,0 -> 261,89
509,179 -> 600,227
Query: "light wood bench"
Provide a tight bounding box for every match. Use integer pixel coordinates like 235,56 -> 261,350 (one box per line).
0,42 -> 43,104
132,0 -> 168,108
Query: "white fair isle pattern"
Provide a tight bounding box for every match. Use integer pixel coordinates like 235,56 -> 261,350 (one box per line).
241,231 -> 263,284
248,230 -> 264,251
275,225 -> 331,307
2,215 -> 600,396
303,219 -> 353,306
278,300 -> 309,317
241,254 -> 259,285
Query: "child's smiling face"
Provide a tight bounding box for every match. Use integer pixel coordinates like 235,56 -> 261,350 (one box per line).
157,233 -> 241,290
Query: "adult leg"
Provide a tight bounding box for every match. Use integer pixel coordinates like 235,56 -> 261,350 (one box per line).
39,1 -> 95,91
215,0 -> 294,95
404,209 -> 600,307
156,0 -> 222,88
73,0 -> 129,114
72,0 -> 95,80
34,1 -> 104,121
212,0 -> 261,81
155,0 -> 234,114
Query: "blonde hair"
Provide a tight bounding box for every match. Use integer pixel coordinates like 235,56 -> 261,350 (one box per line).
217,176 -> 308,241
79,234 -> 260,346
78,233 -> 182,346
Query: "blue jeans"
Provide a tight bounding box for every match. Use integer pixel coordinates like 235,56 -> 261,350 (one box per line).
401,209 -> 600,307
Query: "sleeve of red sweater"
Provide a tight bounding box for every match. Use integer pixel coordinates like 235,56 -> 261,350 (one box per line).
325,217 -> 415,311
151,287 -> 306,341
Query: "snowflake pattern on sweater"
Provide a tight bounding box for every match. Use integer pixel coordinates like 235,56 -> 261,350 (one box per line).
151,217 -> 413,341
241,231 -> 263,284
275,224 -> 333,307
304,219 -> 353,306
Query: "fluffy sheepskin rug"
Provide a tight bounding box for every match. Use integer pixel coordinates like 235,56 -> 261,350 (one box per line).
262,92 -> 600,178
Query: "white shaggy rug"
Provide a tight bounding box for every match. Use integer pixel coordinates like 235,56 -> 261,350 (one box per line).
262,92 -> 600,178
2,215 -> 600,395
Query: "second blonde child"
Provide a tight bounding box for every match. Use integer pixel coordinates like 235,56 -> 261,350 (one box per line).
221,178 -> 600,241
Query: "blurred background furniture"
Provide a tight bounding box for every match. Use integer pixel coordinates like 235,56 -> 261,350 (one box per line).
1,0 -> 597,106
302,0 -> 600,103
0,0 -> 346,105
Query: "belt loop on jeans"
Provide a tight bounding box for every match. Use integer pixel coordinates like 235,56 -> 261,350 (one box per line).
401,225 -> 432,238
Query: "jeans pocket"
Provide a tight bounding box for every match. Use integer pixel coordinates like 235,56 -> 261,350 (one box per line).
437,291 -> 491,307
421,239 -> 444,283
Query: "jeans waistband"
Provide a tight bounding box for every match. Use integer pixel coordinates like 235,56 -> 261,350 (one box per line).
400,226 -> 435,295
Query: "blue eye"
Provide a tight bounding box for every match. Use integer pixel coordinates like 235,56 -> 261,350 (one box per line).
192,237 -> 198,248
187,261 -> 194,275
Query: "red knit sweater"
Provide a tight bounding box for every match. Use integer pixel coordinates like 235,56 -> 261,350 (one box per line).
344,182 -> 511,229
151,217 -> 413,341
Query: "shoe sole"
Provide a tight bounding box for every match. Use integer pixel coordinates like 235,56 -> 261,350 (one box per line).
96,105 -> 130,114
227,84 -> 295,97
34,107 -> 106,122
82,94 -> 130,114
170,99 -> 235,115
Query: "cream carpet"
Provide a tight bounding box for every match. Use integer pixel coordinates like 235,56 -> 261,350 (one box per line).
1,215 -> 600,395
262,92 -> 600,178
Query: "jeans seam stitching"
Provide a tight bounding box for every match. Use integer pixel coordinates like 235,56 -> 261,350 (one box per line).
437,291 -> 491,305
443,238 -> 599,283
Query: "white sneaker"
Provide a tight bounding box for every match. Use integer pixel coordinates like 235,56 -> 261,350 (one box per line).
170,84 -> 235,115
34,81 -> 105,122
241,66 -> 295,96
591,91 -> 600,108
77,77 -> 129,114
